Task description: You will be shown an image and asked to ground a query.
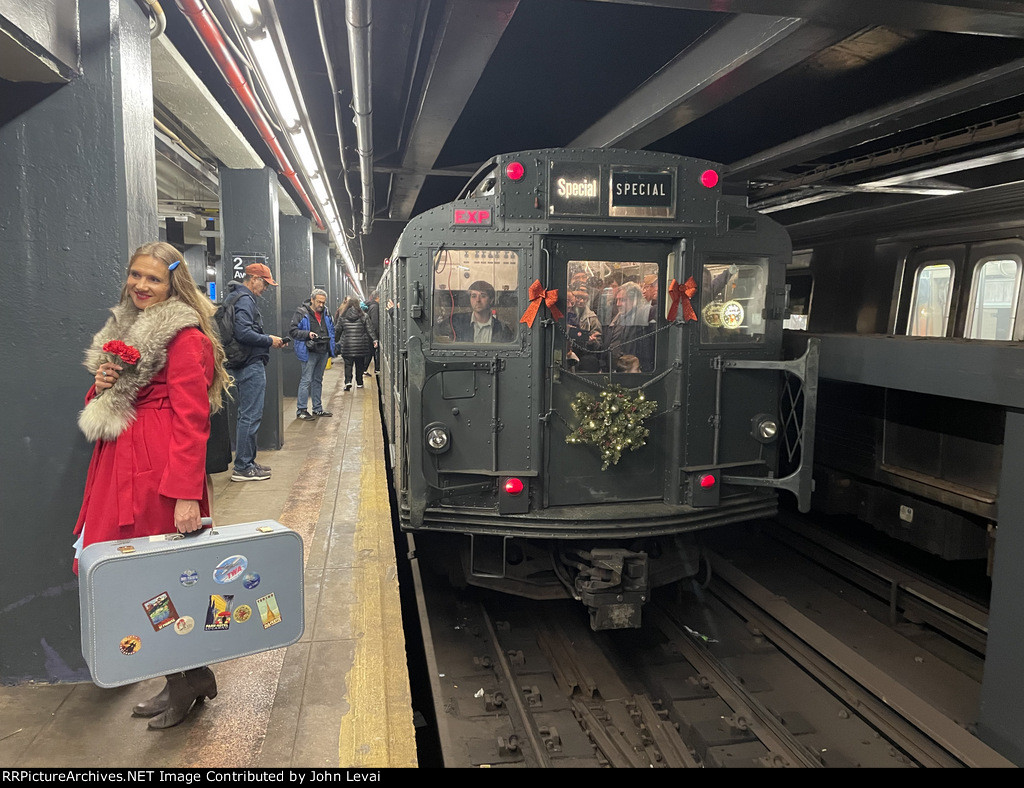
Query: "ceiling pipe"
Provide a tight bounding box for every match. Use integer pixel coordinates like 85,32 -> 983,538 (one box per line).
174,0 -> 324,230
346,0 -> 375,235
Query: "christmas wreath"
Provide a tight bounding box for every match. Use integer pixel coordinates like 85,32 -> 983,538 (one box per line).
565,384 -> 657,470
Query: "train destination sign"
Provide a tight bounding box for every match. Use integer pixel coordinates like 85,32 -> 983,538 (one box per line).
548,162 -> 601,217
609,170 -> 675,218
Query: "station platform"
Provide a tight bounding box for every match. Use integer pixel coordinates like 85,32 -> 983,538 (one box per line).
0,368 -> 419,769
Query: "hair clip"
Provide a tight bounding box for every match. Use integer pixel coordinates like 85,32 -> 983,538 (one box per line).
168,260 -> 181,271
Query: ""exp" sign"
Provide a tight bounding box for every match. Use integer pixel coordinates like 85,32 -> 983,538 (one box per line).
453,209 -> 492,226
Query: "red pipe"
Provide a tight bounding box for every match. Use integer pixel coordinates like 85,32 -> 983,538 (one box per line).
175,0 -> 325,230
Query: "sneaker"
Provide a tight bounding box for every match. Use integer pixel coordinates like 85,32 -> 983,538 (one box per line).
254,462 -> 272,474
231,466 -> 271,482
356,383 -> 364,388
313,410 -> 333,417
344,383 -> 352,391
297,411 -> 315,421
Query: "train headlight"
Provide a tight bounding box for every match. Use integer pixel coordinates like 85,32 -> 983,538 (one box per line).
752,414 -> 779,443
425,423 -> 451,453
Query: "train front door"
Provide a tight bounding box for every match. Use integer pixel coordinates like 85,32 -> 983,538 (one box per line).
542,237 -> 675,506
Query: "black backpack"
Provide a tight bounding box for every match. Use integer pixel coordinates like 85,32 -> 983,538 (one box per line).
214,290 -> 248,369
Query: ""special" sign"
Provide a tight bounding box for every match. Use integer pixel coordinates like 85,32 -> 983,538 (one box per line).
610,171 -> 674,208
548,162 -> 601,216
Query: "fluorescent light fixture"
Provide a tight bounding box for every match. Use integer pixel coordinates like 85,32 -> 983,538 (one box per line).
290,129 -> 319,175
247,35 -> 299,129
229,0 -> 262,28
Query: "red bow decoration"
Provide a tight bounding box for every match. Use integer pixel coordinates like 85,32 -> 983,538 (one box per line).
668,277 -> 698,322
519,279 -> 564,327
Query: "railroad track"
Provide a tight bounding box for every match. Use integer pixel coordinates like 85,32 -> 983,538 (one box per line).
409,526 -> 1013,767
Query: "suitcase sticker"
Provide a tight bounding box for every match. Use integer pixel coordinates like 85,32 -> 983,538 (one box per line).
79,520 -> 304,688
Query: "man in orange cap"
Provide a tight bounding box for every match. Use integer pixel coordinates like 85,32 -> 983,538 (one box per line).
228,263 -> 284,482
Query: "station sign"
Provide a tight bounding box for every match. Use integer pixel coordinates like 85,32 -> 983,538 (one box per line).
230,253 -> 268,281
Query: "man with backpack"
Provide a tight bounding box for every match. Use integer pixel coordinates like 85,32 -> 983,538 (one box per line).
221,263 -> 284,482
288,287 -> 336,421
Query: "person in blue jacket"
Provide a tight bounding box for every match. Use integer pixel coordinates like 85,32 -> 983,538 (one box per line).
228,263 -> 285,482
288,288 -> 336,420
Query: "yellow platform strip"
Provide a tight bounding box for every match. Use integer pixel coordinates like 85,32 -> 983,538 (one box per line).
339,389 -> 418,767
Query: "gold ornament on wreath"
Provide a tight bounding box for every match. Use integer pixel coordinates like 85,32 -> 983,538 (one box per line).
565,383 -> 658,470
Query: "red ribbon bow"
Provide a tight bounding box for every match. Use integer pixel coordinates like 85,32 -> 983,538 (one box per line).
519,279 -> 564,327
668,277 -> 698,322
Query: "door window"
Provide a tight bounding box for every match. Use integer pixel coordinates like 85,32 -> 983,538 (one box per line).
564,259 -> 659,373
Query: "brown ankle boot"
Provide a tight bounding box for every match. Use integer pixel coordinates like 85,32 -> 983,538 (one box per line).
147,667 -> 217,730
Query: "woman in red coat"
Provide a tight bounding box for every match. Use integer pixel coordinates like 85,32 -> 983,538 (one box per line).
74,241 -> 232,729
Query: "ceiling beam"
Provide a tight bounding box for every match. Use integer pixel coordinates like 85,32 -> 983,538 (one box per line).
728,58 -> 1024,180
587,0 -> 1024,39
390,0 -> 519,221
571,15 -> 858,150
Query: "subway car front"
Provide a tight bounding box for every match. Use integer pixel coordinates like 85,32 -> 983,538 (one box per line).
380,148 -> 818,629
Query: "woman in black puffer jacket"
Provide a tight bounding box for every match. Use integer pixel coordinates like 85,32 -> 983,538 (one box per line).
334,296 -> 378,390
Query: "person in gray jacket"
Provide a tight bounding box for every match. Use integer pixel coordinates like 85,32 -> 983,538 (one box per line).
334,295 -> 378,390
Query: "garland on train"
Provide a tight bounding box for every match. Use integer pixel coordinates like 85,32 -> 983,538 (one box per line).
565,384 -> 658,470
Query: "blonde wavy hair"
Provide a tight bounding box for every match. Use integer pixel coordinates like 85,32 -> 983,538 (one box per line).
120,241 -> 233,412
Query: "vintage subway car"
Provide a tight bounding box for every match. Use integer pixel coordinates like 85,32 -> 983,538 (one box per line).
378,148 -> 817,629
784,180 -> 1024,572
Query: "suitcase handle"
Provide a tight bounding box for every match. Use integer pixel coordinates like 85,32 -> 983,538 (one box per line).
166,517 -> 215,540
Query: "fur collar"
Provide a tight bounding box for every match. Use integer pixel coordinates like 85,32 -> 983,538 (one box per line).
78,298 -> 202,442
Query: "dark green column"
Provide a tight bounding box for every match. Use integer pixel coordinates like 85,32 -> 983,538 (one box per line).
280,215 -> 313,398
0,0 -> 155,682
220,167 -> 284,451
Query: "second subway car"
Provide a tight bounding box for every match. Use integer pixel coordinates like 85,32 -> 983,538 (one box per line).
378,148 -> 818,629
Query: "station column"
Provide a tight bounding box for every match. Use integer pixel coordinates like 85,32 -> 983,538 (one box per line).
978,409 -> 1024,765
279,214 -> 314,398
220,166 -> 284,451
313,233 -> 332,309
0,0 -> 155,682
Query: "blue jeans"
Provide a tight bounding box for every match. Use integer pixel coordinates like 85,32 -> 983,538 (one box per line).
234,361 -> 266,473
297,350 -> 330,412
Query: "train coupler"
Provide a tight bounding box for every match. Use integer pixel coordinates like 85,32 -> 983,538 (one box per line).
570,548 -> 649,631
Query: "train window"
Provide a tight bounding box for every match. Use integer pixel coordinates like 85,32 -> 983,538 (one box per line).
784,271 -> 813,331
564,259 -> 659,374
965,256 -> 1021,340
699,258 -> 768,344
906,262 -> 953,337
431,248 -> 519,345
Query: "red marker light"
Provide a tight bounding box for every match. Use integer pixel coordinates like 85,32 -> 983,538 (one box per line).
699,474 -> 716,488
504,477 -> 525,495
699,169 -> 719,188
505,161 -> 525,181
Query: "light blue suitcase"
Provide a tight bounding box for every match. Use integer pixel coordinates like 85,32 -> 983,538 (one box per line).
78,520 -> 304,688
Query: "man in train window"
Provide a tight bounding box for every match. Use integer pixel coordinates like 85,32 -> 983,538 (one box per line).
451,280 -> 515,343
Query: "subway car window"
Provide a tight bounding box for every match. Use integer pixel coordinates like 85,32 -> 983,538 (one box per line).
699,258 -> 768,344
784,271 -> 813,330
564,259 -> 659,374
432,249 -> 519,344
907,262 -> 953,337
966,256 -> 1021,340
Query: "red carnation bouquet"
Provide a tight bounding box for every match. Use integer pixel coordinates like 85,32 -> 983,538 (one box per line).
95,340 -> 141,397
103,340 -> 141,366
